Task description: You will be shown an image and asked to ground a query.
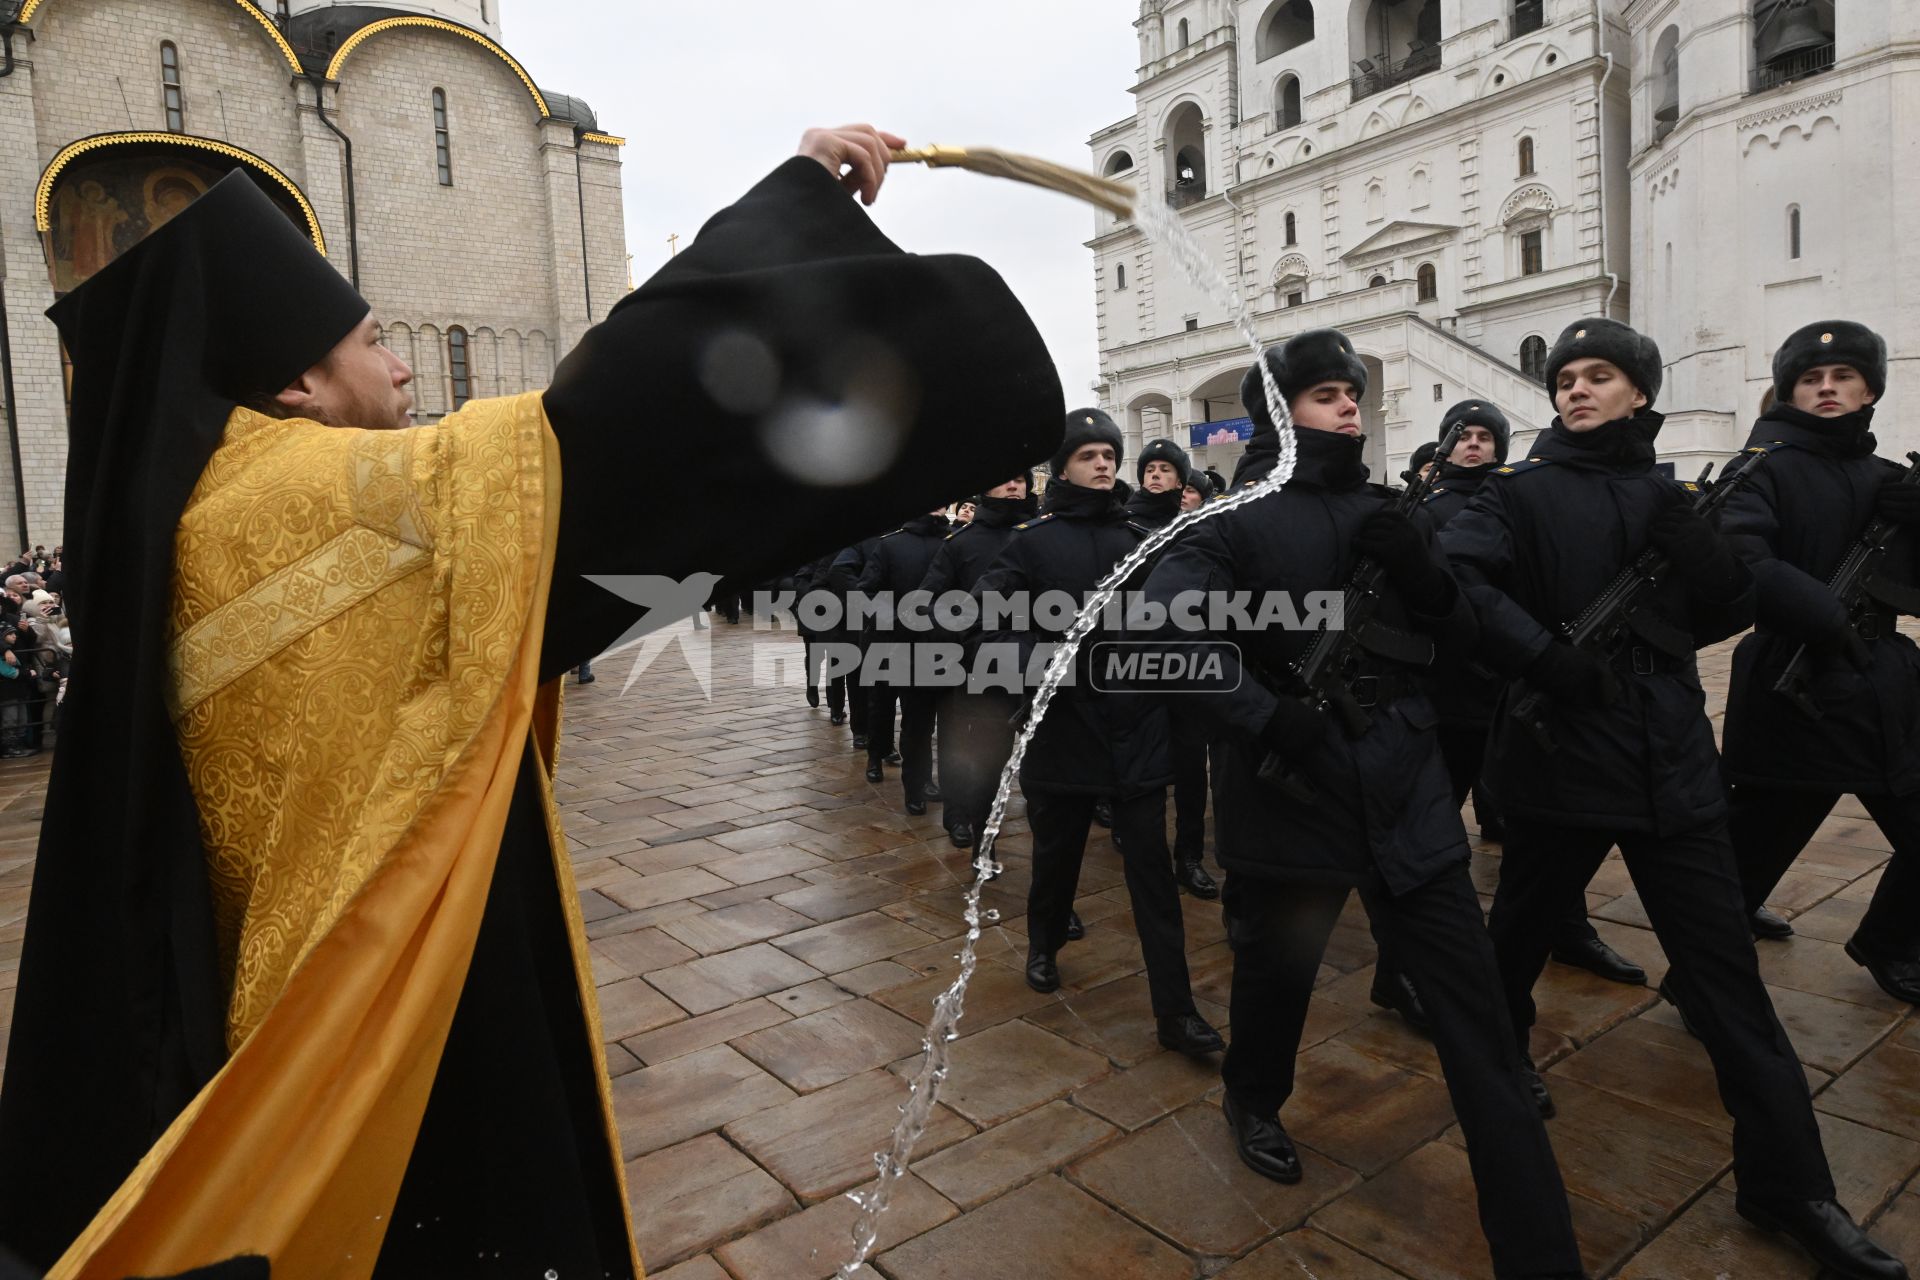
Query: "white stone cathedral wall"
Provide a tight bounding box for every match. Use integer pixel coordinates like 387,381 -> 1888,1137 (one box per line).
335,27 -> 559,354
29,0 -> 306,173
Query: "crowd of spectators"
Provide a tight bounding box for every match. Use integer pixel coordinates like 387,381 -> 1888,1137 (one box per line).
0,545 -> 67,759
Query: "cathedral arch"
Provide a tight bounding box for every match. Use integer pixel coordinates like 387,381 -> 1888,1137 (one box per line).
17,0 -> 302,72
37,132 -> 326,296
326,16 -> 551,118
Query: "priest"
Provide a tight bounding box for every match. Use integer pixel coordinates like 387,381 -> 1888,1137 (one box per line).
0,124 -> 1063,1278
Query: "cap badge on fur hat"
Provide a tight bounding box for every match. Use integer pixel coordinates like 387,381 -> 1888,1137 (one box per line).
1822,333 -> 1833,343
1575,329 -> 1587,339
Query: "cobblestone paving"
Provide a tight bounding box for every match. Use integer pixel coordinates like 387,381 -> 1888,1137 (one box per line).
2,620 -> 1918,1278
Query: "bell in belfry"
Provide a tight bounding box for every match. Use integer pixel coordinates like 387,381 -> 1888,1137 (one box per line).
1754,0 -> 1832,68
1653,43 -> 1679,122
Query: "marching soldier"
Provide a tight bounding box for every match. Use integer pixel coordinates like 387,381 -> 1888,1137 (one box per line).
828,536 -> 882,751
919,472 -> 1036,848
975,410 -> 1223,1057
1142,330 -> 1585,1278
1181,469 -> 1212,512
855,507 -> 953,812
1720,320 -> 1920,1003
1421,401 -> 1645,987
1125,437 -> 1219,899
1441,318 -> 1906,1280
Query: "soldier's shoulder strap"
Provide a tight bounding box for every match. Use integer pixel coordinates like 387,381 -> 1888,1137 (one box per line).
1423,486 -> 1449,502
1011,512 -> 1055,532
1489,456 -> 1554,478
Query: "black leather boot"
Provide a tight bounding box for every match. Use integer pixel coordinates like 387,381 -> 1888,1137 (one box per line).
1156,1012 -> 1225,1057
1369,968 -> 1432,1035
1736,1196 -> 1910,1280
1024,949 -> 1060,994
1175,858 -> 1220,900
1551,935 -> 1647,985
1751,905 -> 1794,939
1222,1092 -> 1301,1184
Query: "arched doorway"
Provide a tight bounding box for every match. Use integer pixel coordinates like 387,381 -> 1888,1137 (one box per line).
37,133 -> 323,297
1185,366 -> 1252,476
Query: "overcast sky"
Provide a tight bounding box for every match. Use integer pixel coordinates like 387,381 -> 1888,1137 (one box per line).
506,0 -> 1141,403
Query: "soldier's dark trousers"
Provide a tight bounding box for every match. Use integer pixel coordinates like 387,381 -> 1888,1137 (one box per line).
1438,726 -> 1597,949
1170,712 -> 1209,861
1025,787 -> 1194,1018
1221,870 -> 1583,1279
1730,783 -> 1920,949
941,692 -> 1017,834
845,640 -> 870,736
869,687 -> 935,802
802,638 -> 846,715
1491,817 -> 1836,1202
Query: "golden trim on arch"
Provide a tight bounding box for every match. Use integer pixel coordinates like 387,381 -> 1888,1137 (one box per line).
325,16 -> 550,117
18,0 -> 302,73
579,132 -> 627,147
34,132 -> 327,254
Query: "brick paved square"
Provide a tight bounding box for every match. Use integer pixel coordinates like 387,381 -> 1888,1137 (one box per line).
4,628 -> 1916,1277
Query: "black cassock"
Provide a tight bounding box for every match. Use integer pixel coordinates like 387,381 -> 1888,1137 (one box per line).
0,157 -> 1060,1274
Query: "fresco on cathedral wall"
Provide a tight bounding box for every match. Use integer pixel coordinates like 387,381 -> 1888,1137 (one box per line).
43,148 -> 309,295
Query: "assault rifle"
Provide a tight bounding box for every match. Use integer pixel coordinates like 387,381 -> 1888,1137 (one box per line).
1773,451 -> 1920,719
1508,446 -> 1772,753
1257,426 -> 1461,802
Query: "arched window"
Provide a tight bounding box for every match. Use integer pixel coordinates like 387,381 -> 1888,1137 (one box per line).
432,89 -> 454,186
1178,18 -> 1191,48
1416,262 -> 1438,301
1369,274 -> 1389,288
1520,335 -> 1548,380
447,327 -> 471,407
1258,0 -> 1316,60
1518,136 -> 1535,176
1284,211 -> 1298,245
1103,151 -> 1135,176
1275,75 -> 1302,128
1166,102 -> 1207,208
160,42 -> 184,133
1787,204 -> 1802,259
1116,262 -> 1128,290
1652,26 -> 1680,142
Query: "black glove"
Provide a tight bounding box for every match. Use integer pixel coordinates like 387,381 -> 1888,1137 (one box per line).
1648,499 -> 1742,597
1813,618 -> 1874,673
1355,510 -> 1453,615
1260,695 -> 1328,761
1524,643 -> 1620,709
1875,478 -> 1920,525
